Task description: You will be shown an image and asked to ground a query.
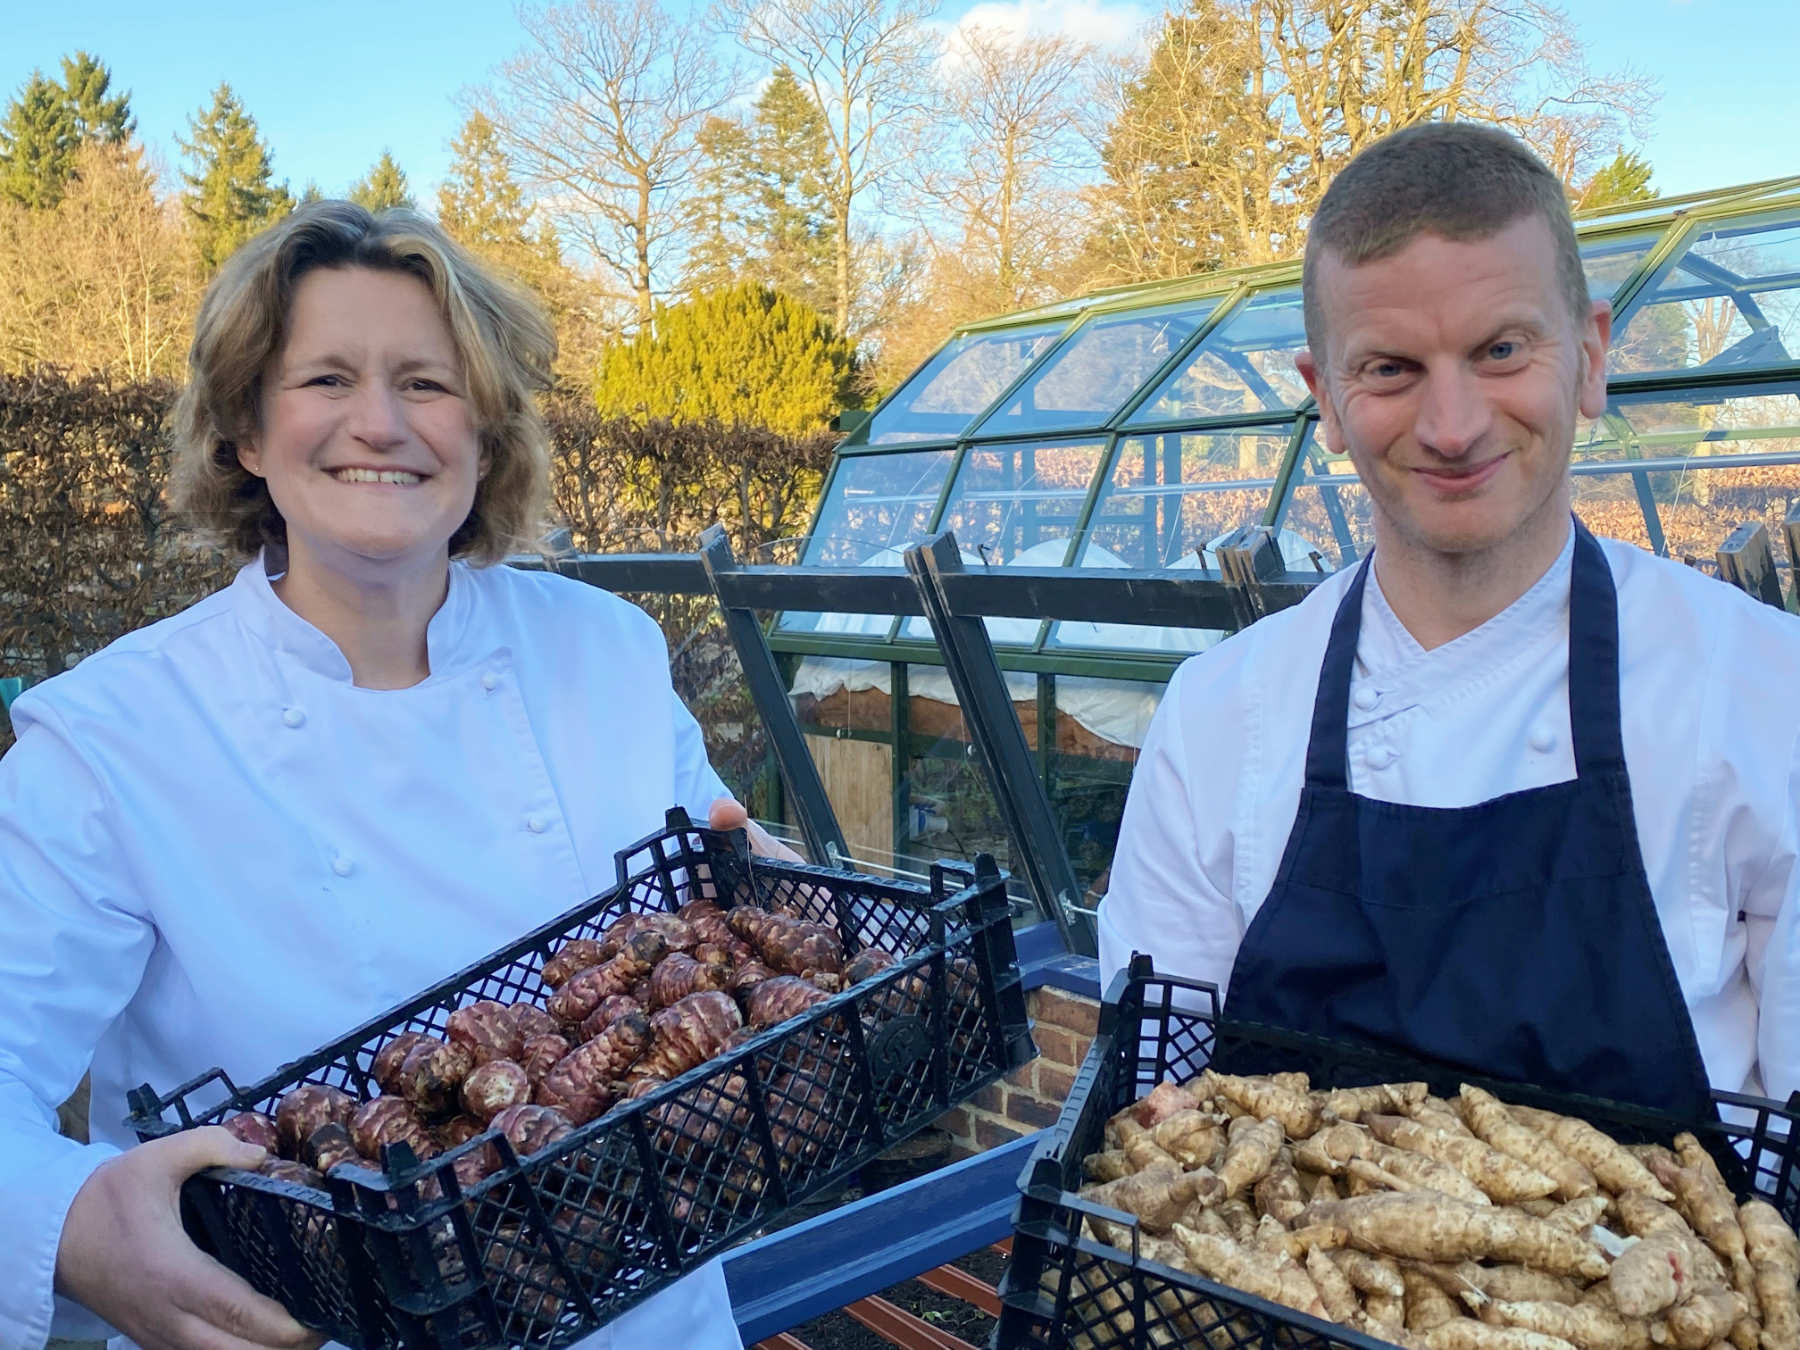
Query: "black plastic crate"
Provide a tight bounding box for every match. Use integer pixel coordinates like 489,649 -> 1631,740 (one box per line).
128,808 -> 1034,1350
994,955 -> 1800,1350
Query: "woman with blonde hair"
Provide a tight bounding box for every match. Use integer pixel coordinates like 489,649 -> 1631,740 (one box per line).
0,202 -> 770,1349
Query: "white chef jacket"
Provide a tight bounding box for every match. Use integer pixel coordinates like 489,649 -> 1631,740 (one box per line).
1099,529 -> 1800,1104
0,555 -> 742,1350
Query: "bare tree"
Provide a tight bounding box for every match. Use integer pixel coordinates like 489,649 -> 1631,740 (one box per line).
476,0 -> 739,324
719,0 -> 936,337
909,25 -> 1097,315
1263,0 -> 1653,187
0,142 -> 197,380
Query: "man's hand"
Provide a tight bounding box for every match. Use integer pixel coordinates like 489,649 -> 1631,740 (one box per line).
56,1127 -> 325,1350
708,797 -> 805,863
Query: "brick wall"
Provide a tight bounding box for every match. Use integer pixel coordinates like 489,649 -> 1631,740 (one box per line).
937,984 -> 1099,1157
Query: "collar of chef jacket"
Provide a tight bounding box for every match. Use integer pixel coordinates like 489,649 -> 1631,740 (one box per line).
233,551 -> 483,684
1341,526 -> 1577,734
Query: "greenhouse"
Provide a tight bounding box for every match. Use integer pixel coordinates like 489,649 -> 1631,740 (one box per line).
751,177 -> 1800,928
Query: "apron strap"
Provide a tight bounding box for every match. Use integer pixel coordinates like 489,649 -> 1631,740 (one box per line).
1567,521 -> 1627,778
1304,521 -> 1625,789
1303,555 -> 1374,791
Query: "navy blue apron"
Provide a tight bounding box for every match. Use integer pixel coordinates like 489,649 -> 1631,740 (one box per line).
1221,523 -> 1715,1118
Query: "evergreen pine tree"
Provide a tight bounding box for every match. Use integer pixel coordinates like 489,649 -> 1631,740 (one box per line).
0,73 -> 79,208
680,116 -> 756,295
180,84 -> 294,271
437,113 -> 569,288
349,150 -> 413,211
437,111 -> 594,373
438,113 -> 533,248
1578,150 -> 1656,211
747,67 -> 833,312
58,52 -> 134,146
297,180 -> 325,207
679,69 -> 833,311
593,282 -> 857,433
1087,0 -> 1258,280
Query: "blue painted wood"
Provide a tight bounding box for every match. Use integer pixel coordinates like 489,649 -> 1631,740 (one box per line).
1016,920 -> 1101,999
1012,921 -> 1065,972
1031,953 -> 1102,999
724,1133 -> 1039,1342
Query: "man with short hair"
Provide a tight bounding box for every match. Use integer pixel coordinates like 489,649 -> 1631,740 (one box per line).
1098,122 -> 1800,1113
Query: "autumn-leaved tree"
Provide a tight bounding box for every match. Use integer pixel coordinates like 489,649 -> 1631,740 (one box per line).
0,143 -> 198,380
348,150 -> 413,211
593,282 -> 857,433
180,84 -> 293,272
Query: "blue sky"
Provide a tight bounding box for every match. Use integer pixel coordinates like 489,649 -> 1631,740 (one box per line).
6,0 -> 1796,204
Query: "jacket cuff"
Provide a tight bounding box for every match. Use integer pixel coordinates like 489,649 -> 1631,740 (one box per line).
15,1142 -> 121,1346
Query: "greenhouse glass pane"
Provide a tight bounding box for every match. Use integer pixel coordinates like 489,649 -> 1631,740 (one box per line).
789,656 -> 890,731
897,663 -> 1022,882
1570,389 -> 1800,564
976,301 -> 1211,435
1271,424 -> 1375,572
1610,210 -> 1800,376
1043,675 -> 1162,901
1272,390 -> 1800,574
1074,427 -> 1295,568
897,439 -> 1107,644
1050,427 -> 1295,652
864,322 -> 1065,444
778,449 -> 954,634
1126,287 -> 1309,422
784,656 -> 900,863
1580,230 -> 1660,304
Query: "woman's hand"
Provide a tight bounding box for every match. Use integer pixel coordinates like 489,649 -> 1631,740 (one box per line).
55,1127 -> 324,1350
708,797 -> 805,864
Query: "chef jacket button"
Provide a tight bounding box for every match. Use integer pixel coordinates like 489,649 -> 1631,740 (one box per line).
282,707 -> 305,728
332,856 -> 354,877
481,672 -> 500,692
1530,724 -> 1557,753
527,815 -> 547,834
1352,686 -> 1379,711
1367,744 -> 1398,769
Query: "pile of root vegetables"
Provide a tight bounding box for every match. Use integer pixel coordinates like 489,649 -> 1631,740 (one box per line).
212,897 -> 951,1322
1072,1072 -> 1799,1350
